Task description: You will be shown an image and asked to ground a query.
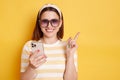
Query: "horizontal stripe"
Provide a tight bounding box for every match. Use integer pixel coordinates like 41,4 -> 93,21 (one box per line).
46,53 -> 65,57
23,44 -> 32,52
36,73 -> 63,78
21,57 -> 77,66
21,62 -> 78,69
21,63 -> 29,67
20,66 -> 28,72
44,46 -> 66,50
43,41 -> 66,47
22,49 -> 30,54
45,60 -> 65,65
21,64 -> 77,73
21,58 -> 29,63
46,57 -> 65,61
37,64 -> 65,69
21,56 -> 76,63
21,57 -> 66,63
44,50 -> 65,54
34,77 -> 63,80
36,69 -> 64,73
21,62 -> 77,72
21,69 -> 26,72
21,55 -> 77,63
21,53 -> 29,59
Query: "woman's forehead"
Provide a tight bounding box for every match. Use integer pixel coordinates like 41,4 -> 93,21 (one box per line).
40,11 -> 59,19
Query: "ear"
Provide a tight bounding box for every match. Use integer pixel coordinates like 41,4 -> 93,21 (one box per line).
59,19 -> 62,28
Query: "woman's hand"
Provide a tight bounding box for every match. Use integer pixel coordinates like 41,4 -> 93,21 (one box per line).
29,50 -> 47,69
66,32 -> 80,59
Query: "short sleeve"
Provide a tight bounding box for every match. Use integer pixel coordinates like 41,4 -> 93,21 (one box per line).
20,41 -> 32,72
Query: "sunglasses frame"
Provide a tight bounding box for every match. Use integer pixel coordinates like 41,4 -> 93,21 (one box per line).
39,19 -> 60,28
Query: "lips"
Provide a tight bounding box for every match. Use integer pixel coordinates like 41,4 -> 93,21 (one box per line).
45,29 -> 54,33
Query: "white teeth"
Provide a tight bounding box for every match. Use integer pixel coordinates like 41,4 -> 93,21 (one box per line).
46,29 -> 53,32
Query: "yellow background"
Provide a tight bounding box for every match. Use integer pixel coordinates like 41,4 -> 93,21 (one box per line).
0,0 -> 120,80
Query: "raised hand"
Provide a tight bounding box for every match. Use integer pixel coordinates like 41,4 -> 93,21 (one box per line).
66,32 -> 80,59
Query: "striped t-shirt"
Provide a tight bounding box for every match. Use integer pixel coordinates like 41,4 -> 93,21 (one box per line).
20,40 -> 78,80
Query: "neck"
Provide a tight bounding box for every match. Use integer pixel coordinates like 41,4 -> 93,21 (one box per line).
41,36 -> 59,44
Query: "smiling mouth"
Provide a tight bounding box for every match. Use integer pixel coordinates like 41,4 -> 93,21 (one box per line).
45,29 -> 54,33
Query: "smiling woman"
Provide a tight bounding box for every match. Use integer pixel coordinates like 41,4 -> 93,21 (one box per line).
32,4 -> 64,41
20,4 -> 79,80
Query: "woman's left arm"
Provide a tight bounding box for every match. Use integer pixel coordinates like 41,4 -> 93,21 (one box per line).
64,32 -> 80,80
64,53 -> 78,80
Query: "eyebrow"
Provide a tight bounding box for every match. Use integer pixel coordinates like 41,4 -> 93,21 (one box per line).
40,18 -> 59,20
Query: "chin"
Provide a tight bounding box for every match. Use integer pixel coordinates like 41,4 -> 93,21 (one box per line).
45,35 -> 55,38
44,33 -> 55,38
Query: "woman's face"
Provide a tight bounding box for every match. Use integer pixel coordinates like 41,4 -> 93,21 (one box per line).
40,11 -> 62,38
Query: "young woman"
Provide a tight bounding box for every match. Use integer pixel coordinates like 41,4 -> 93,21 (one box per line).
20,4 -> 79,80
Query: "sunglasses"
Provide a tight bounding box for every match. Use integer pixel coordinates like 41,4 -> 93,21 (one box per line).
39,19 -> 60,28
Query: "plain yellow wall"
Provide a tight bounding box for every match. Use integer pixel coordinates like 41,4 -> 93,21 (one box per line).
0,0 -> 120,80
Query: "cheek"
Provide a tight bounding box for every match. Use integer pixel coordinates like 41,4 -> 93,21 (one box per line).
56,27 -> 61,33
40,28 -> 45,32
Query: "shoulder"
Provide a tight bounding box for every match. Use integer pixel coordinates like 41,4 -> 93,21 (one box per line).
23,40 -> 32,47
59,40 -> 67,46
22,40 -> 33,52
54,40 -> 67,50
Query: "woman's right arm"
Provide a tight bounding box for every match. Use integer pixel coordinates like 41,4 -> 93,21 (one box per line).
20,50 -> 47,80
20,66 -> 36,80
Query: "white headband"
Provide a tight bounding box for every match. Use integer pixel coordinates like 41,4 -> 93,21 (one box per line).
39,4 -> 62,18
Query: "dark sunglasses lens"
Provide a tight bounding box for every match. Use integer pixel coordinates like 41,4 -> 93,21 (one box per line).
41,19 -> 49,27
51,19 -> 60,27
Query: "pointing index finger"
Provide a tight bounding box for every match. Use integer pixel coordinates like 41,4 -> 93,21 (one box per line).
74,32 -> 80,41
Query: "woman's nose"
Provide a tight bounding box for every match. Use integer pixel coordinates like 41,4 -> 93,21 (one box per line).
47,22 -> 52,28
